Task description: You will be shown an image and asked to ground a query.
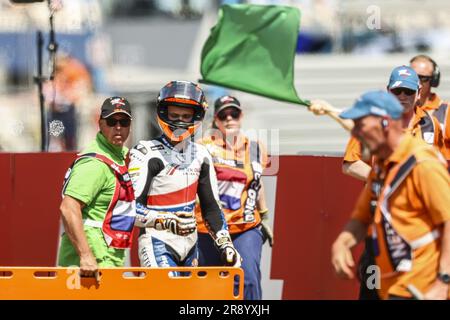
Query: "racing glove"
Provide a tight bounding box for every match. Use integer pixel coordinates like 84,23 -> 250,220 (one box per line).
135,203 -> 196,236
214,230 -> 242,268
259,209 -> 274,247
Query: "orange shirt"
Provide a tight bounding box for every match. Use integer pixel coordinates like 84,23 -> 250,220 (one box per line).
343,136 -> 363,163
352,135 -> 450,299
421,92 -> 442,112
195,135 -> 268,234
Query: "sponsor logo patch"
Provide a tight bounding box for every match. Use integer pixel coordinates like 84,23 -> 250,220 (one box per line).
151,145 -> 164,151
398,69 -> 411,77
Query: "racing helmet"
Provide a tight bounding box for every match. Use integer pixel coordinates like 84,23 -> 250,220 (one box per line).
156,80 -> 208,142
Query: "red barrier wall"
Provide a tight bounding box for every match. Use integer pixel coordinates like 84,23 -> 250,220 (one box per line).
271,156 -> 363,299
0,153 -> 75,267
0,153 -> 363,299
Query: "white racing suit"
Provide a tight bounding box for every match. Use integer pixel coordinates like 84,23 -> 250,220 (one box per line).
129,135 -> 239,268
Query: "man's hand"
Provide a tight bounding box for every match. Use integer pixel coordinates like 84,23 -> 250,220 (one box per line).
155,211 -> 197,236
135,203 -> 150,227
135,203 -> 196,236
331,240 -> 355,279
309,100 -> 340,115
259,210 -> 274,247
79,252 -> 100,282
308,100 -> 354,131
220,245 -> 241,267
423,280 -> 449,300
215,230 -> 242,267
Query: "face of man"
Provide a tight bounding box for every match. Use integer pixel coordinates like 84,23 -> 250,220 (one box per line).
352,115 -> 386,156
214,107 -> 243,136
410,58 -> 434,100
99,114 -> 131,147
388,87 -> 419,115
167,105 -> 194,123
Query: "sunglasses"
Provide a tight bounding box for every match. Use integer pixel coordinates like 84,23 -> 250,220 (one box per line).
105,117 -> 131,127
217,109 -> 241,121
418,75 -> 432,83
390,87 -> 416,96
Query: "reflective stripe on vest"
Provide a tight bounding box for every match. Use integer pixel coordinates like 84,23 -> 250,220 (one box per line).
418,110 -> 436,144
242,140 -> 263,223
434,103 -> 448,129
84,218 -> 103,228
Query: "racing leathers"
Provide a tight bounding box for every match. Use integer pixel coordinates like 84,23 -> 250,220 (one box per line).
129,135 -> 241,268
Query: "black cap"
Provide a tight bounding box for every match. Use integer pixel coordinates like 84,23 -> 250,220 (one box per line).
101,97 -> 132,118
214,95 -> 242,115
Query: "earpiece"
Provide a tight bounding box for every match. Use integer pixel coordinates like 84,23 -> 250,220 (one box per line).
432,62 -> 440,87
381,119 -> 389,129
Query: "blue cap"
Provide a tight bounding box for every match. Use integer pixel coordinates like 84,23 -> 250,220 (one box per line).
388,66 -> 420,91
340,90 -> 403,120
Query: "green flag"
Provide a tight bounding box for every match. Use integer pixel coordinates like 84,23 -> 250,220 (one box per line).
200,4 -> 309,106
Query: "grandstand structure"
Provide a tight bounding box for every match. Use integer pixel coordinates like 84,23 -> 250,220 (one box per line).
2,0 -> 450,154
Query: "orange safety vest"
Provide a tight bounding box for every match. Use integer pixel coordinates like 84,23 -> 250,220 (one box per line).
433,102 -> 450,160
372,154 -> 440,277
196,136 -> 266,234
